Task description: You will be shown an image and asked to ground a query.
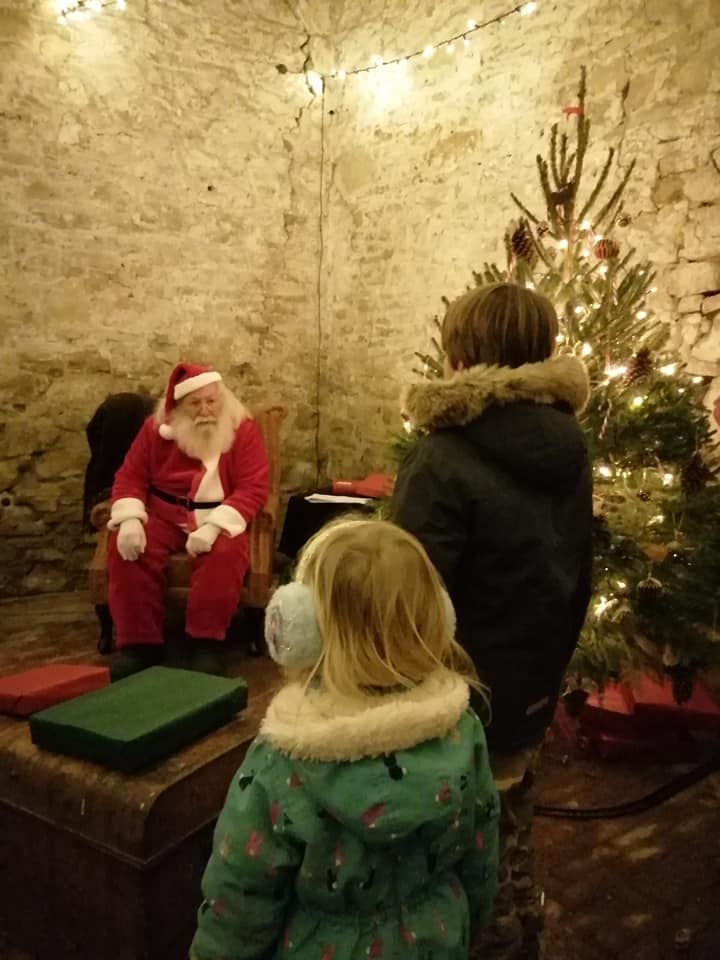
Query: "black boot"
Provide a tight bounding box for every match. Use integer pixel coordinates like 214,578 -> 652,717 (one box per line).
189,639 -> 226,676
110,644 -> 163,682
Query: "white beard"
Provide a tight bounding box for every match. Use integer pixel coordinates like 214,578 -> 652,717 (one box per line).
170,408 -> 235,461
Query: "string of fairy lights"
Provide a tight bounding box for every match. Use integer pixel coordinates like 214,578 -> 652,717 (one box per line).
52,0 -> 540,75
304,2 -> 538,94
55,0 -> 125,23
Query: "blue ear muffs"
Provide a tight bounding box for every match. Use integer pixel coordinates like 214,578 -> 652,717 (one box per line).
264,582 -> 458,669
265,582 -> 322,668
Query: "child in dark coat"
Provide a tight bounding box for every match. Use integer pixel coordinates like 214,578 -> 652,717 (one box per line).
392,283 -> 593,959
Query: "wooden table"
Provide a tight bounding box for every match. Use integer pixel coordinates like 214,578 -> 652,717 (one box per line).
0,608 -> 279,960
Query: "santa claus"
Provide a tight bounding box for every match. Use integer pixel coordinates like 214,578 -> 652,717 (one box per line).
107,362 -> 268,676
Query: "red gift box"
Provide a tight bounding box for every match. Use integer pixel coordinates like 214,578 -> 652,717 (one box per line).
0,664 -> 110,717
550,675 -> 720,761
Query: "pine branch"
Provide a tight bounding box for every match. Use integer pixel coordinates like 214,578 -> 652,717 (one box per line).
510,192 -> 541,225
578,147 -> 616,222
595,159 -> 637,229
529,230 -> 555,270
550,123 -> 560,188
537,156 -> 562,232
559,132 -> 569,181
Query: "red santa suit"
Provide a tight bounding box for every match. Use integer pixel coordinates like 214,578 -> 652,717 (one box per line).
107,363 -> 268,648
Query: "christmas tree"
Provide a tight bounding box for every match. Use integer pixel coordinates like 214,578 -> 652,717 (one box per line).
407,67 -> 720,701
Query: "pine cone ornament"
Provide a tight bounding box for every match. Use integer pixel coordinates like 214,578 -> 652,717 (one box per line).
664,664 -> 694,705
563,688 -> 589,717
636,575 -> 663,617
537,221 -> 550,239
510,221 -> 538,266
594,238 -> 620,260
615,211 -> 631,228
680,452 -> 713,495
551,183 -> 573,206
625,347 -> 653,384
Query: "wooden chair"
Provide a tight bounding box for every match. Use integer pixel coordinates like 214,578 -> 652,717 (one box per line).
88,405 -> 286,653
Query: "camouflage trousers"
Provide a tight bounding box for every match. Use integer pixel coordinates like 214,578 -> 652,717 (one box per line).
474,747 -> 544,960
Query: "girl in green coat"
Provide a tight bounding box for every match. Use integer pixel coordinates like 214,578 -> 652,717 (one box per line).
191,518 -> 499,960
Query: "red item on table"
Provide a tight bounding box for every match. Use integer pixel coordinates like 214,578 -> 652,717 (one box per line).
549,675 -> 720,761
0,664 -> 110,717
331,473 -> 395,499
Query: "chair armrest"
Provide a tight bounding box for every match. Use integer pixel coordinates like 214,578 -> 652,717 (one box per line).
90,500 -> 112,530
256,492 -> 280,528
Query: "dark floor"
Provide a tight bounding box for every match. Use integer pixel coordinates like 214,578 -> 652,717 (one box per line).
1,592 -> 720,960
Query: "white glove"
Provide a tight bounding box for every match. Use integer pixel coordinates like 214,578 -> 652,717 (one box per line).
186,523 -> 221,557
116,518 -> 146,562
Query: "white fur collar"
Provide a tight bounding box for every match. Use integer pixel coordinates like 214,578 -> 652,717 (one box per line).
402,354 -> 589,432
261,671 -> 470,762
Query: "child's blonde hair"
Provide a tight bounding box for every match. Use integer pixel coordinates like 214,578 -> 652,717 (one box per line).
294,516 -> 480,700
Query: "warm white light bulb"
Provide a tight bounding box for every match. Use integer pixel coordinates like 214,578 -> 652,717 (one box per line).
423,45 -> 434,58
468,18 -> 477,28
594,233 -> 604,242
581,248 -> 590,257
636,309 -> 648,320
662,473 -> 674,486
575,306 -> 585,315
660,363 -> 677,375
337,68 -> 347,80
632,396 -> 645,408
598,465 -> 612,478
526,281 -> 535,290
447,43 -> 455,54
581,342 -> 592,356
599,265 -> 609,276
692,376 -> 703,384
606,364 -> 627,379
580,219 -> 591,231
616,580 -> 627,589
520,1 -> 537,14
558,238 -> 569,250
555,333 -> 565,343
649,286 -> 658,293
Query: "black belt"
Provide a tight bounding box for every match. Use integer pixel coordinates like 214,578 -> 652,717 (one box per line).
149,485 -> 222,510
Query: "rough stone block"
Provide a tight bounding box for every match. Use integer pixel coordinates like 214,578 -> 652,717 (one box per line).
678,295 -> 703,313
701,293 -> 720,315
668,262 -> 720,297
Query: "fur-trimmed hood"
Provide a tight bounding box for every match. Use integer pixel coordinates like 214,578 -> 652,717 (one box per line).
402,354 -> 589,432
261,671 -> 470,762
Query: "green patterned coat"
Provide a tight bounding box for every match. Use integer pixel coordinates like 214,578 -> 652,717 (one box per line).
191,672 -> 499,960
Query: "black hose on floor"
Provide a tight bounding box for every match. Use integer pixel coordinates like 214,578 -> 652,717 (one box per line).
534,750 -> 720,820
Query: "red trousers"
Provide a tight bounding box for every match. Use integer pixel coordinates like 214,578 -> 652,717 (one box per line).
108,513 -> 249,648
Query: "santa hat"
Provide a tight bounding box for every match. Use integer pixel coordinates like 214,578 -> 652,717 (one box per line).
158,362 -> 222,440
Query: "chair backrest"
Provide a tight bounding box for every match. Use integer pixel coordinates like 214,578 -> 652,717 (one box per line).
249,405 -> 286,498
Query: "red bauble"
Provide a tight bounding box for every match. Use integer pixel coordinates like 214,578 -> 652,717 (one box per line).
594,238 -> 620,260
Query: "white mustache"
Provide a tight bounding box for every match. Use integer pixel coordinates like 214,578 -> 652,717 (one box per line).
193,416 -> 217,426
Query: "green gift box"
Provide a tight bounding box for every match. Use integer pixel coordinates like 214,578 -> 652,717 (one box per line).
30,666 -> 248,772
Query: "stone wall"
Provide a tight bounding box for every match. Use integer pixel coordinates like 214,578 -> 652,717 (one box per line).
0,0 -> 321,595
2,0 -> 720,595
316,0 -> 720,477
